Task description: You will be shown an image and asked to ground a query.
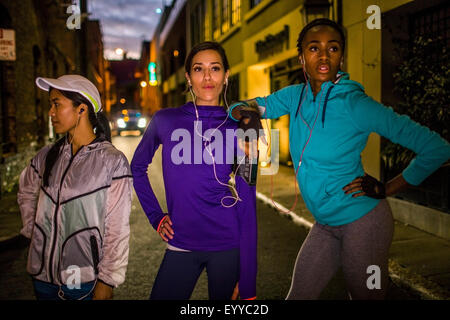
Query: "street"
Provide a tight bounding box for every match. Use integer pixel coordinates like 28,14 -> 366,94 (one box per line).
0,135 -> 419,300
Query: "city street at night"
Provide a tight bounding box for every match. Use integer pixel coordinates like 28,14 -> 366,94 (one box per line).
0,0 -> 449,310
0,135 -> 437,300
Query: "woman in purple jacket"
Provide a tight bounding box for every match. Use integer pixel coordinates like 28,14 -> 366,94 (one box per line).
131,42 -> 257,300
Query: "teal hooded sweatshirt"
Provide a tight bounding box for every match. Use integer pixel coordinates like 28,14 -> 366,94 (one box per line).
233,71 -> 450,226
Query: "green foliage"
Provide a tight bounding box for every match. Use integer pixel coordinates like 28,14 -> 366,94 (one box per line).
382,36 -> 449,176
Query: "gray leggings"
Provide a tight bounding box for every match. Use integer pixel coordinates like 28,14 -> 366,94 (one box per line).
286,199 -> 394,300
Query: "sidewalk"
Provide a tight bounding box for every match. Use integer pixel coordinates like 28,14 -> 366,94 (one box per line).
0,191 -> 23,250
1,166 -> 450,299
256,164 -> 450,300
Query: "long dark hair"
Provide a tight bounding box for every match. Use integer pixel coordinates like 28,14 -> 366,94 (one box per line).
185,41 -> 230,75
184,41 -> 230,107
43,88 -> 111,187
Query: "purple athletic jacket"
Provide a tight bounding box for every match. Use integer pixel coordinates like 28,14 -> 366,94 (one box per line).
131,102 -> 257,299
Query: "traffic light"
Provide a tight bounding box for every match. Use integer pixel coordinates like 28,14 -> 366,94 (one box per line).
148,62 -> 157,86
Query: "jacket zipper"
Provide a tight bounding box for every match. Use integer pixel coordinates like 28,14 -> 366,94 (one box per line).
48,145 -> 83,284
90,235 -> 100,275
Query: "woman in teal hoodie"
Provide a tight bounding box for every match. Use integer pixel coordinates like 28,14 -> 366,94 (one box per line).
229,18 -> 450,299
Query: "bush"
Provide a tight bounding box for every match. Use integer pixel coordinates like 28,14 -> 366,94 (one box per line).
382,36 -> 449,178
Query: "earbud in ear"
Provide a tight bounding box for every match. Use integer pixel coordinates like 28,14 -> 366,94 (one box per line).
300,54 -> 305,65
188,79 -> 192,87
225,78 -> 228,85
79,108 -> 85,115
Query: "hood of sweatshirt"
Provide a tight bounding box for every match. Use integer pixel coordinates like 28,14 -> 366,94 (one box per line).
295,71 -> 364,127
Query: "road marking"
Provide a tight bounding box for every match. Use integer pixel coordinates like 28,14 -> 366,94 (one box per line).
256,191 -> 450,300
256,192 -> 313,229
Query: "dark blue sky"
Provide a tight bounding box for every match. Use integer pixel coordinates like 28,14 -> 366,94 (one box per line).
89,0 -> 173,60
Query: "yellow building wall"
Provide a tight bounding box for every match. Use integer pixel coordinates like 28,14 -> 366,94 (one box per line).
342,0 -> 413,179
243,5 -> 303,164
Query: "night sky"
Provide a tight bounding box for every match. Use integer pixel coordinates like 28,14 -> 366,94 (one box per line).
88,0 -> 173,60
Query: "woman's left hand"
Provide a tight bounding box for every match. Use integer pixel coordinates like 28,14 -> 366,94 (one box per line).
343,173 -> 386,199
92,281 -> 114,300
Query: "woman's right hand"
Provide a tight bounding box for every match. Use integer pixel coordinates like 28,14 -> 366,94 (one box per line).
158,215 -> 174,242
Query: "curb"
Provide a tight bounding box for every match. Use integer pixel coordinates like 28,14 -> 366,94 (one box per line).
256,191 -> 450,300
388,260 -> 450,300
256,192 -> 313,229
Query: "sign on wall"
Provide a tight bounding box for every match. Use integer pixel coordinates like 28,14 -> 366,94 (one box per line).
255,25 -> 290,61
0,29 -> 16,61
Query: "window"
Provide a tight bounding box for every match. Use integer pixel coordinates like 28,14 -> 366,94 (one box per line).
410,2 -> 450,57
213,0 -> 221,40
222,0 -> 230,33
231,0 -> 241,26
192,1 -> 208,45
250,0 -> 263,9
380,2 -> 450,213
191,3 -> 202,45
203,0 -> 210,40
212,0 -> 240,40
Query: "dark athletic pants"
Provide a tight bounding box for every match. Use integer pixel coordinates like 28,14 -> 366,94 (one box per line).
286,199 -> 394,300
150,248 -> 239,300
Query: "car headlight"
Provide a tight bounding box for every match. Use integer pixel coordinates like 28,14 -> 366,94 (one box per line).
117,118 -> 126,128
138,118 -> 147,128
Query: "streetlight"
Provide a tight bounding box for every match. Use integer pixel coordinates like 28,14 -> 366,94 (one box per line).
115,48 -> 124,56
140,81 -> 148,88
115,48 -> 127,60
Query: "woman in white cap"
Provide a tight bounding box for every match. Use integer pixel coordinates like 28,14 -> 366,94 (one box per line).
18,75 -> 132,300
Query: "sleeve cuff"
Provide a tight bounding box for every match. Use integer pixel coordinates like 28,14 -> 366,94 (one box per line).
156,215 -> 168,232
228,101 -> 249,122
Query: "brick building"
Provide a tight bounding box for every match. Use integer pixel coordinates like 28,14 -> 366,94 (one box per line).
0,0 -> 109,196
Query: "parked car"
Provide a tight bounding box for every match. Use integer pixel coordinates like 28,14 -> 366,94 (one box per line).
110,109 -> 148,136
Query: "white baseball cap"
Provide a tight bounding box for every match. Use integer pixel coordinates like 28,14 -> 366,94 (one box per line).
36,74 -> 102,113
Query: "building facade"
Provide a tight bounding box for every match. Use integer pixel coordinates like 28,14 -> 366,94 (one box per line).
0,0 -> 110,195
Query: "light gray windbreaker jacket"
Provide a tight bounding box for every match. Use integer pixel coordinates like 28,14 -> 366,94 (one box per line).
18,137 -> 132,288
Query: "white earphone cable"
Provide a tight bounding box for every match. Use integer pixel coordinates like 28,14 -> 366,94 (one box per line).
189,81 -> 242,208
